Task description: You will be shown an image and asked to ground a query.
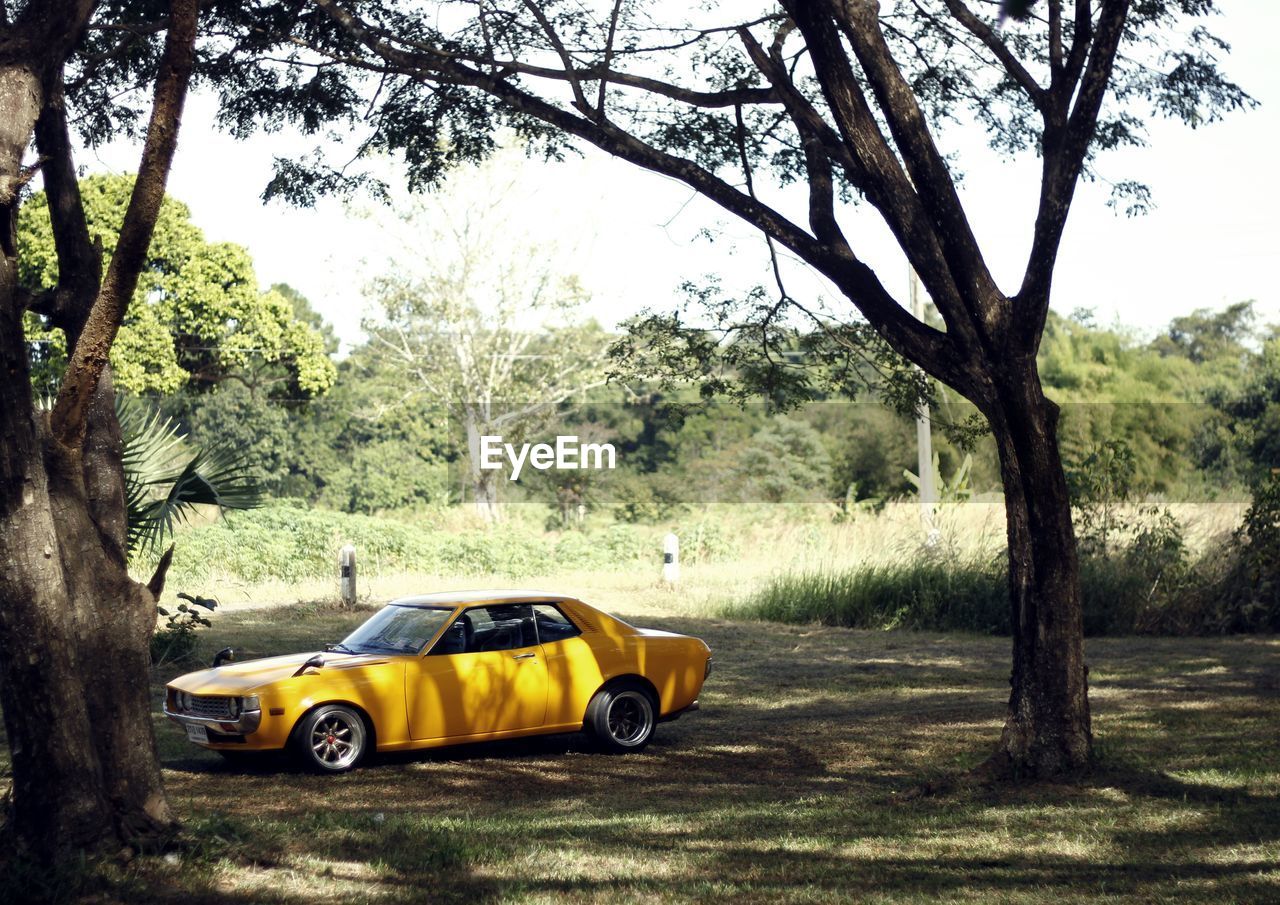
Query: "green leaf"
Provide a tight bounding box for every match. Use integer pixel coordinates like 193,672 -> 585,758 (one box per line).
118,394 -> 265,557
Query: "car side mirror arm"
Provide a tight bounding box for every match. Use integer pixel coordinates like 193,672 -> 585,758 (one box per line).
292,654 -> 325,677
211,647 -> 235,668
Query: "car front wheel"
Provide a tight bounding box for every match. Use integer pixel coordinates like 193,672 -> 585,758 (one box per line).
296,704 -> 367,772
586,682 -> 656,753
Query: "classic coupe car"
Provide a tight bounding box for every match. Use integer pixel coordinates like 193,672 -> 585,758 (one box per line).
165,590 -> 712,771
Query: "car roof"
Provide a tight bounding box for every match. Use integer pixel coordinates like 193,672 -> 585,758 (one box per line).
387,590 -> 584,608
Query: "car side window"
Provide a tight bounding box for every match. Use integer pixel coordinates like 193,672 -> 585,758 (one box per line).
533,604 -> 582,643
430,604 -> 536,655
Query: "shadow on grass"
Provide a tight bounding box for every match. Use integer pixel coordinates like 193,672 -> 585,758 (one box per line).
5,606 -> 1279,903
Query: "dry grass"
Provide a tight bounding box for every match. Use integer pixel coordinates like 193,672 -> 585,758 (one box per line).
188,501 -> 1244,615
3,586 -> 1274,904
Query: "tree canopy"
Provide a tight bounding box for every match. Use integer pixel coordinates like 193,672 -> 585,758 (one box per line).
19,174 -> 336,397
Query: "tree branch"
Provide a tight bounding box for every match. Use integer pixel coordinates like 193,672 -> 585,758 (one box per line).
825,0 -> 1003,330
313,0 -> 967,388
521,0 -> 593,118
373,41 -> 780,109
32,78 -> 101,336
1017,0 -> 1129,344
51,0 -> 198,449
595,0 -> 623,118
1047,0 -> 1064,76
770,3 -> 986,370
1063,0 -> 1094,91
942,0 -> 1048,109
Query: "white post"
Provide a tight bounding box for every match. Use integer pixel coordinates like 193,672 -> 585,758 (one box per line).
662,532 -> 680,585
910,267 -> 940,545
340,544 -> 357,606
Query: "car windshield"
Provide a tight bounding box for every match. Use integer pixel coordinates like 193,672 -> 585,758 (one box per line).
338,605 -> 454,655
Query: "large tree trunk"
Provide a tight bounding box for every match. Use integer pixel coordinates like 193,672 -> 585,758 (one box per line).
986,359 -> 1093,777
0,71 -> 120,855
0,0 -> 195,861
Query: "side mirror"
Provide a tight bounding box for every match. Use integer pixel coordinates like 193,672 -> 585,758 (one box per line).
292,654 -> 325,677
212,647 -> 235,668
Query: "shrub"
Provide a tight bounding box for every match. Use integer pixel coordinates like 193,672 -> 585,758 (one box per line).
151,594 -> 217,666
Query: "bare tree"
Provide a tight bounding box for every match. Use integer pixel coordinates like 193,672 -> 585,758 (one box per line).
361,172 -> 611,521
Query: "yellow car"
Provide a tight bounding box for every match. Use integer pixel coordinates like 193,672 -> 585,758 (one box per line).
165,590 -> 712,771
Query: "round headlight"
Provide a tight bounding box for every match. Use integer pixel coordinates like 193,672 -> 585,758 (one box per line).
179,691 -> 192,711
227,697 -> 241,719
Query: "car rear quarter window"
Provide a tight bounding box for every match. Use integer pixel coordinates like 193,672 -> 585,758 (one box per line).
533,604 -> 583,643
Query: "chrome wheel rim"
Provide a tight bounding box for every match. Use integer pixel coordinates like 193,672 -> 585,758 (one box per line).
310,711 -> 362,769
606,691 -> 653,747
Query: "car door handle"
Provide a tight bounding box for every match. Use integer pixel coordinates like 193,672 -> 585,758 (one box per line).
512,652 -> 536,660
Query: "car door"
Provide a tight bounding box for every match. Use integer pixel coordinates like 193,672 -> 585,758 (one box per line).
407,604 -> 548,740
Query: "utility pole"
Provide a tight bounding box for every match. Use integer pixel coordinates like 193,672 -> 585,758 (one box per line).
910,267 -> 939,542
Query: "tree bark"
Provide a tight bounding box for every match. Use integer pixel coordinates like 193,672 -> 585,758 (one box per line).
0,61 -> 121,859
463,411 -> 501,523
984,358 -> 1093,777
0,0 -> 196,862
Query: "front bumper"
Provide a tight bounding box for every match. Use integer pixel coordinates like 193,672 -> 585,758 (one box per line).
164,705 -> 262,739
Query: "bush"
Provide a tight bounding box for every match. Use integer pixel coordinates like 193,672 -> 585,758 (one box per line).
1175,478 -> 1280,633
151,594 -> 216,665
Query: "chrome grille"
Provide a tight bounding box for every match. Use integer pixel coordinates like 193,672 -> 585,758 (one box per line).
189,695 -> 234,719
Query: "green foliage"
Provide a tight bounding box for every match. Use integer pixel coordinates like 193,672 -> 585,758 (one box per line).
1065,438 -> 1139,556
164,344 -> 452,512
18,174 -> 336,397
1181,476 -> 1280,633
610,473 -> 687,524
118,395 -> 264,556
1079,510 -> 1193,635
151,594 -> 217,666
1201,333 -> 1280,486
904,452 -> 974,504
142,499 -> 747,588
727,502 -> 1276,638
733,416 -> 831,503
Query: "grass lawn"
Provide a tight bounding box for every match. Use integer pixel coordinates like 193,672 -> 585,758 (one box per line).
2,597 -> 1278,903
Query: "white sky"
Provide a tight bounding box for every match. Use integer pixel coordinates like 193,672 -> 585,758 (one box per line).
80,0 -> 1280,354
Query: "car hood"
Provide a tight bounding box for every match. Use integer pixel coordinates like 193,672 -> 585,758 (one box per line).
169,651 -> 395,695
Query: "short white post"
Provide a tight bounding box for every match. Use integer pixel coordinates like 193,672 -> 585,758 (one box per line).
339,544 -> 357,606
662,532 -> 680,585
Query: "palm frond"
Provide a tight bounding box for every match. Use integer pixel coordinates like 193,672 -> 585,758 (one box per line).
117,395 -> 265,556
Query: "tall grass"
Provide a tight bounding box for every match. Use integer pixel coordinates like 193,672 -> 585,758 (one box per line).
726,558 -> 1010,633
725,533 -> 1276,637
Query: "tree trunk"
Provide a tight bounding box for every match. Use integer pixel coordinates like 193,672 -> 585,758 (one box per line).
0,0 -> 195,857
985,359 -> 1093,777
0,301 -> 177,862
463,411 -> 501,523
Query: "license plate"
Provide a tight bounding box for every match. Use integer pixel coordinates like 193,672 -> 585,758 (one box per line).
185,724 -> 209,744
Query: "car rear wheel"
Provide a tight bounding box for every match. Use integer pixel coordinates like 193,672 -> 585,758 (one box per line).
586,682 -> 656,753
296,704 -> 367,773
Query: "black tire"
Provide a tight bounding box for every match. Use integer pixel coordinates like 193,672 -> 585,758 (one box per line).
586,681 -> 657,753
294,704 -> 368,773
